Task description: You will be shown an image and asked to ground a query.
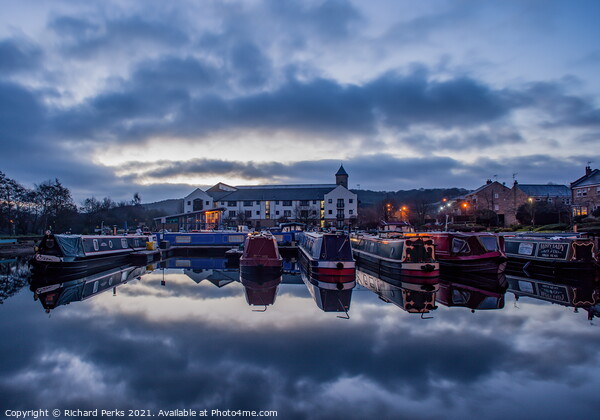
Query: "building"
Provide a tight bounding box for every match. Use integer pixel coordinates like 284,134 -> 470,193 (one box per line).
159,165 -> 358,230
571,165 -> 600,217
463,180 -> 518,225
447,179 -> 570,227
514,183 -> 571,205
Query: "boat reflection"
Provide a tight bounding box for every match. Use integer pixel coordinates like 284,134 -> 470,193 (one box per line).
240,270 -> 282,309
436,273 -> 508,311
507,274 -> 600,320
30,264 -> 148,313
356,266 -> 439,314
299,262 -> 354,315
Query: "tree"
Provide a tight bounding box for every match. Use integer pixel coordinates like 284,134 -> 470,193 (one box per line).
34,179 -> 77,233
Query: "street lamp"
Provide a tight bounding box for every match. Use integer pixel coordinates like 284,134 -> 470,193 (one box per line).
528,197 -> 535,227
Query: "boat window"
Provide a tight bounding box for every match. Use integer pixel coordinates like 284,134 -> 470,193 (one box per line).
93,239 -> 99,251
478,297 -> 501,309
480,236 -> 498,252
451,238 -> 470,254
121,238 -> 128,248
93,281 -> 99,294
452,290 -> 469,304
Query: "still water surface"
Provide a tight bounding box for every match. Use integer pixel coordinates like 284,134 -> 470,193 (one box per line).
1,256 -> 599,419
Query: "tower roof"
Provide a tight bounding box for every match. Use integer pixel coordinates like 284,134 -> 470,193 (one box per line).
336,164 -> 348,176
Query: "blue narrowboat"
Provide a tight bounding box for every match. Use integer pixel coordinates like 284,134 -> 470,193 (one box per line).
32,233 -> 152,280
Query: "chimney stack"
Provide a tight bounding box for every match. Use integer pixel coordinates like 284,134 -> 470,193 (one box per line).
585,166 -> 592,176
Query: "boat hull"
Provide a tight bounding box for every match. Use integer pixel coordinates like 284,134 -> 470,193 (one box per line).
352,249 -> 439,279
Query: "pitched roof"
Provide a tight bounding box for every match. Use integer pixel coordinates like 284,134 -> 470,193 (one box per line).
336,164 -> 348,176
571,169 -> 600,187
466,181 -> 508,196
517,184 -> 571,197
207,185 -> 338,201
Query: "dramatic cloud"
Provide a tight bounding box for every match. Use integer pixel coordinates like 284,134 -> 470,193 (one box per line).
0,0 -> 599,203
1,266 -> 599,419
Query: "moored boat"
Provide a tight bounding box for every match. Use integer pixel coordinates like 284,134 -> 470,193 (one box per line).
31,233 -> 153,280
239,233 -> 283,279
297,231 -> 355,286
427,232 -> 507,275
502,233 -> 597,279
350,233 -> 439,278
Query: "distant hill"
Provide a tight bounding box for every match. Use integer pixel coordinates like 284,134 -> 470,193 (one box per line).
142,199 -> 183,215
353,188 -> 469,207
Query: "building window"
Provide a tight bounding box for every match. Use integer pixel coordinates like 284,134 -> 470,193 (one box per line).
494,204 -> 499,211
187,201 -> 191,205
245,210 -> 252,218
300,210 -> 308,218
283,200 -> 292,206
328,210 -> 332,214
349,210 -> 353,215
494,193 -> 499,199
275,201 -> 279,205
243,201 -> 252,207
276,211 -> 280,215
328,199 -> 332,204
221,202 -> 225,205
300,200 -> 309,206
337,199 -> 344,207
284,210 -> 291,217
228,211 -> 236,217
256,211 -> 260,215
312,210 -> 317,215
349,199 -> 353,203
228,201 -> 237,206
312,200 -> 317,204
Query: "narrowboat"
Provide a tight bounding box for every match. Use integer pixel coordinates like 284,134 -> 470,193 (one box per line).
427,232 -> 507,275
240,270 -> 282,308
297,231 -> 355,286
436,273 -> 508,311
350,233 -> 439,278
239,233 -> 283,279
31,233 -> 152,280
503,233 -> 598,279
30,264 -> 147,312
507,274 -> 599,320
356,266 -> 438,314
299,263 -> 354,314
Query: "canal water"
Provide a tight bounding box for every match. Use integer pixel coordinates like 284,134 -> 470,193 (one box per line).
1,255 -> 599,420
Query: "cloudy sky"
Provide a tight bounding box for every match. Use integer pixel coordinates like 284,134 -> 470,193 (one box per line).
1,0 -> 599,203
2,263 -> 600,419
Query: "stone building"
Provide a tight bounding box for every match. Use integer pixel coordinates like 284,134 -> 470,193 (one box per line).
571,165 -> 600,216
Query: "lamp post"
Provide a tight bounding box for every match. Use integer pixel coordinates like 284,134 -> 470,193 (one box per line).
528,198 -> 535,227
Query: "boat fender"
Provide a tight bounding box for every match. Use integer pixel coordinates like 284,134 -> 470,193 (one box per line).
336,262 -> 344,270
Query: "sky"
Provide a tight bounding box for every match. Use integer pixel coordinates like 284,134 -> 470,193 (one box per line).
1,0 -> 599,204
1,262 -> 600,419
